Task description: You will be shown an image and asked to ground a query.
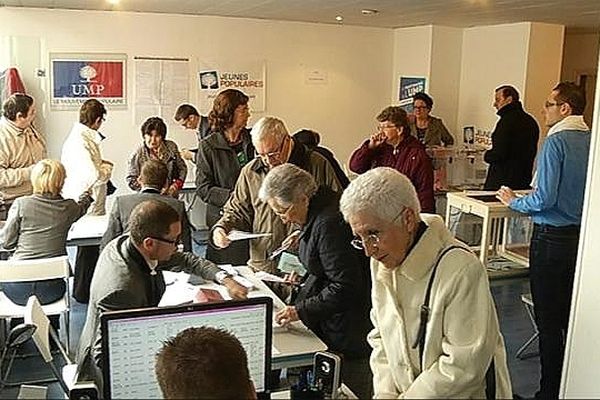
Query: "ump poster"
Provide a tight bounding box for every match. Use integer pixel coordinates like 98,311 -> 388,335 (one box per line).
50,53 -> 127,109
398,76 -> 427,113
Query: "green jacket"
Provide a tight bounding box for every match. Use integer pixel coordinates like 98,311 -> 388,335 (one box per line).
409,116 -> 454,146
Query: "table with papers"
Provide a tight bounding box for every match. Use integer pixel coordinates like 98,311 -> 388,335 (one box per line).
160,266 -> 328,370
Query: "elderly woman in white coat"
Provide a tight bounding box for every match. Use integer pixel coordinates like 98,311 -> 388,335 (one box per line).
339,167 -> 512,399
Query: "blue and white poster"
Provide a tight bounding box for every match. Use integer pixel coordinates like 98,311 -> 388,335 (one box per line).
398,76 -> 426,113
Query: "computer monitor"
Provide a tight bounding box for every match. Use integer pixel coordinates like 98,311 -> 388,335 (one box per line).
100,297 -> 273,399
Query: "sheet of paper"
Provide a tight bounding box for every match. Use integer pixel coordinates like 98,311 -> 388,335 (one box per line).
255,271 -> 286,283
227,230 -> 272,241
67,215 -> 108,240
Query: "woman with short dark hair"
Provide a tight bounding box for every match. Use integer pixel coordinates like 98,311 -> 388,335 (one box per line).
410,92 -> 454,146
127,116 -> 187,197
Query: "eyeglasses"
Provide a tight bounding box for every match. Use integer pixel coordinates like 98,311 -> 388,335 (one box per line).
351,233 -> 380,251
377,124 -> 397,131
178,116 -> 195,129
149,236 -> 182,246
272,203 -> 294,218
413,106 -> 429,110
257,137 -> 287,160
544,101 -> 564,108
350,208 -> 405,251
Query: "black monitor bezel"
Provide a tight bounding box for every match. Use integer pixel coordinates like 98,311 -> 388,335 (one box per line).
100,296 -> 273,399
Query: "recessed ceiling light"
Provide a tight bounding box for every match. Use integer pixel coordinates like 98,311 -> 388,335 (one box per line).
107,0 -> 120,4
361,9 -> 379,15
335,15 -> 343,22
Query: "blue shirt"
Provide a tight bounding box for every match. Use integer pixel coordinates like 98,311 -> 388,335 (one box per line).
509,129 -> 590,226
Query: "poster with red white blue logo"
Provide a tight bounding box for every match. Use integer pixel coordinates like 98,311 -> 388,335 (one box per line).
50,53 -> 127,109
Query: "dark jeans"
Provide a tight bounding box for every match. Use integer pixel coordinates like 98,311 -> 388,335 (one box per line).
2,279 -> 66,306
529,223 -> 580,400
73,245 -> 100,303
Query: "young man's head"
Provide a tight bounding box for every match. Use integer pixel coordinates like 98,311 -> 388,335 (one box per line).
174,104 -> 200,130
138,159 -> 169,190
543,81 -> 587,127
155,326 -> 256,399
128,200 -> 181,262
79,99 -> 107,130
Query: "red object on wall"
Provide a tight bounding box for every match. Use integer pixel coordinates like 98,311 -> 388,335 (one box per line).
2,67 -> 26,95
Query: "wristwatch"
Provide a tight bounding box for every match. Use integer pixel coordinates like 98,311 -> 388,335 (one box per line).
215,270 -> 232,284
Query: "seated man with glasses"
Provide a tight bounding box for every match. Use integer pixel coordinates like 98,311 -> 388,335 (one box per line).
259,163 -> 372,398
349,106 -> 435,213
340,167 -> 511,399
77,199 -> 248,391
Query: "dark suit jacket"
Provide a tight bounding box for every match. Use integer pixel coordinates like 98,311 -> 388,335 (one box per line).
100,187 -> 192,251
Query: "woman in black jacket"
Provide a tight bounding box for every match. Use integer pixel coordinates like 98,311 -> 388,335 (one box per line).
259,163 -> 372,399
195,89 -> 255,265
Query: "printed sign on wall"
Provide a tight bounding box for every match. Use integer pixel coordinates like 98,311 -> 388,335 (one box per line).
50,53 -> 127,109
398,76 -> 427,113
198,61 -> 266,112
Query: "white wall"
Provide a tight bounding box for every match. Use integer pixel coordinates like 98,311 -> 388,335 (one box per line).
457,23 -> 531,134
561,44 -> 600,398
0,7 -> 393,195
391,25 -> 433,103
524,23 -> 565,138
561,32 -> 600,82
429,26 -> 463,140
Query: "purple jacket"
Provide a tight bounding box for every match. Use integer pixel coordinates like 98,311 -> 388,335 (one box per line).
349,135 -> 435,213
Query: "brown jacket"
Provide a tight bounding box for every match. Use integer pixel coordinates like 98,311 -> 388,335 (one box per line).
0,117 -> 46,204
214,138 -> 343,273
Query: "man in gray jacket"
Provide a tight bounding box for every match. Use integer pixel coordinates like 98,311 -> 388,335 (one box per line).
100,159 -> 191,251
77,200 -> 247,390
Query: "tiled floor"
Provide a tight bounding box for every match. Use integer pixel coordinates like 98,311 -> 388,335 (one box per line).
0,239 -> 541,399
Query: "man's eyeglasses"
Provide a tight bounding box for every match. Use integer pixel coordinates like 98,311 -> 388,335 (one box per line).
273,203 -> 294,218
377,124 -> 397,131
544,101 -> 564,108
256,137 -> 287,160
150,236 -> 182,246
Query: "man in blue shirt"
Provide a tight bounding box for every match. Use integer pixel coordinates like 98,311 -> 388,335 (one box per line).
497,82 -> 590,400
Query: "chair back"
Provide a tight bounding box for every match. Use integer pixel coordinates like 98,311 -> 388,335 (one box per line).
24,296 -> 53,362
0,256 -> 70,283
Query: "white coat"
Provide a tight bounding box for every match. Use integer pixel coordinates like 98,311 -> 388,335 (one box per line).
61,122 -> 112,216
369,214 -> 512,399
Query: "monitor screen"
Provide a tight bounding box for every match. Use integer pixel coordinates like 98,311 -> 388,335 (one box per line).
100,297 -> 273,399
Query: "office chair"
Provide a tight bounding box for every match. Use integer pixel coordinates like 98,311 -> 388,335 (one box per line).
0,323 -> 37,389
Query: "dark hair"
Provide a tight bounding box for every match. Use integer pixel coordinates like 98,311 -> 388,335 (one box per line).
413,92 -> 433,109
208,89 -> 249,132
155,327 -> 253,399
128,200 -> 180,245
293,129 -> 321,149
79,99 -> 107,127
2,93 -> 33,121
140,159 -> 168,189
495,85 -> 520,102
141,117 -> 167,140
174,104 -> 199,122
376,106 -> 410,134
554,81 -> 586,115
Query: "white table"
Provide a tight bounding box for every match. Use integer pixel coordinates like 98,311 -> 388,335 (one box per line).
445,190 -> 530,267
66,215 -> 108,247
160,267 -> 328,370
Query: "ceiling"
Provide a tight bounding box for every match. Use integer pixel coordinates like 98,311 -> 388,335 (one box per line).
1,0 -> 599,33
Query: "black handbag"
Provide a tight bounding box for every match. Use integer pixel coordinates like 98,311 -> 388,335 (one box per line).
411,245 -> 496,399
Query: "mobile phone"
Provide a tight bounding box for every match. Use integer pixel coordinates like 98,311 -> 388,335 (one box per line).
313,351 -> 341,399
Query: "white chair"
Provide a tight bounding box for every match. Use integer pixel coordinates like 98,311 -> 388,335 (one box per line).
0,256 -> 71,352
24,295 -> 76,396
515,293 -> 540,359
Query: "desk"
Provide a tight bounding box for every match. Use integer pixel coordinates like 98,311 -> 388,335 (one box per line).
66,215 -> 108,247
445,191 -> 529,267
160,267 -> 327,370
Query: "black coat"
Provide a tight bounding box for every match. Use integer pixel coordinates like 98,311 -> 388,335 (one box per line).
295,187 -> 372,359
484,101 -> 540,190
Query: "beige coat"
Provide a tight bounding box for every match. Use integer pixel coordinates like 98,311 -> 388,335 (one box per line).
215,141 -> 342,273
0,117 -> 46,203
369,214 -> 512,399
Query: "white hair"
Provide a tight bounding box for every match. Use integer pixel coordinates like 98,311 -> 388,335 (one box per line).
250,116 -> 289,146
258,163 -> 317,206
340,167 -> 421,224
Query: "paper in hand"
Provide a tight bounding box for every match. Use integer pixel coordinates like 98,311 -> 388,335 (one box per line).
227,230 -> 272,241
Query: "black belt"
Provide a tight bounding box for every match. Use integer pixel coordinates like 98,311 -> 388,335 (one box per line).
534,223 -> 580,234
